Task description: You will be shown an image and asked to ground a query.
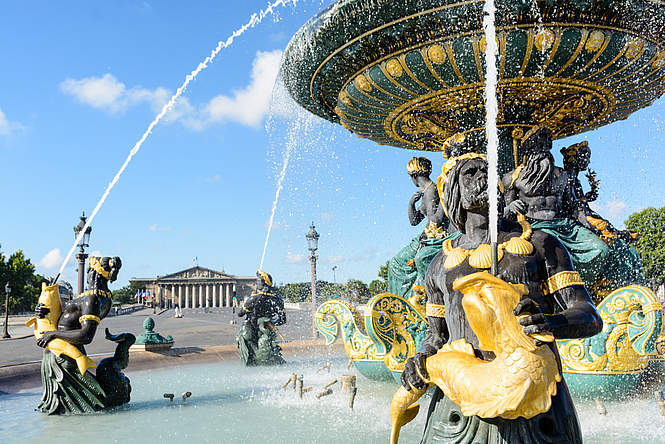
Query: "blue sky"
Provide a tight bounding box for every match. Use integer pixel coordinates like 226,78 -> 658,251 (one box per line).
1,0 -> 665,290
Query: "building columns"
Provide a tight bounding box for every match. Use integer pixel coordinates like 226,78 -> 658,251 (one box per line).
224,284 -> 231,307
178,285 -> 183,308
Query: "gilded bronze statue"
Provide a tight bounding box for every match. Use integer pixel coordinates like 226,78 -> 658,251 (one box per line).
237,269 -> 286,366
29,256 -> 135,414
397,154 -> 602,443
388,157 -> 452,301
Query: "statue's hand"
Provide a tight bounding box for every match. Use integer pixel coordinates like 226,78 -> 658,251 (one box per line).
410,190 -> 424,203
35,303 -> 50,319
514,298 -> 553,346
504,199 -> 527,217
36,331 -> 57,348
401,352 -> 429,391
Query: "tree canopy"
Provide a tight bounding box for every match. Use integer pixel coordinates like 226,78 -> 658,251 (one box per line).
625,207 -> 665,288
0,245 -> 48,313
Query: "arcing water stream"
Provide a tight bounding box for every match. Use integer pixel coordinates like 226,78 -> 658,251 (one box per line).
55,0 -> 300,280
482,0 -> 500,248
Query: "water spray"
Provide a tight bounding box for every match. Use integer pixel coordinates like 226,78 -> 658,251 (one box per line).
53,0 -> 300,282
483,0 -> 500,275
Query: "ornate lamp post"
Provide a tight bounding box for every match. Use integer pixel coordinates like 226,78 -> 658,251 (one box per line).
306,223 -> 320,339
2,282 -> 11,339
73,212 -> 92,295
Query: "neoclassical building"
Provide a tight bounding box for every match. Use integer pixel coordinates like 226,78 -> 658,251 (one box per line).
130,266 -> 255,309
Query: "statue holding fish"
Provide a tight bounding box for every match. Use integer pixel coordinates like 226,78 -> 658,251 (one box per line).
28,256 -> 135,414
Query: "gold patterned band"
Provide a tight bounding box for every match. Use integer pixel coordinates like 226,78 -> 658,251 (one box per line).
88,257 -> 111,280
542,271 -> 584,295
426,303 -> 446,318
79,315 -> 101,324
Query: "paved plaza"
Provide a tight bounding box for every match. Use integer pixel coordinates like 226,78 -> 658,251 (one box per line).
0,306 -> 316,366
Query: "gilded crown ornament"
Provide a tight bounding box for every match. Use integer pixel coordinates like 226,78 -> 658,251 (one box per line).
406,157 -> 431,175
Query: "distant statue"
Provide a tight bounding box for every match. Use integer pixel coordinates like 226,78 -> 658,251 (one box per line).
560,141 -> 639,244
237,269 -> 286,366
398,153 -> 601,443
30,256 -> 136,414
502,127 -> 645,297
174,304 -> 183,318
388,156 -> 452,301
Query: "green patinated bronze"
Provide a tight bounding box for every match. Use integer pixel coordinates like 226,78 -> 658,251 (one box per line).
135,317 -> 174,345
283,0 -> 665,173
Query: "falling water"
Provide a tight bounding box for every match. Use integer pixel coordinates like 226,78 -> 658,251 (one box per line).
259,85 -> 315,270
483,0 -> 500,246
56,0 -> 299,279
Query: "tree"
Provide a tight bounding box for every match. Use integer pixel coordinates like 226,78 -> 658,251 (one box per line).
369,279 -> 388,297
276,282 -> 310,303
0,247 -> 47,313
344,279 -> 370,303
625,207 -> 665,288
378,260 -> 389,283
112,281 -> 146,305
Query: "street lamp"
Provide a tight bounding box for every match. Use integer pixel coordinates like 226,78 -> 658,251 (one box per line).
73,212 -> 92,295
306,222 -> 320,339
2,282 -> 11,339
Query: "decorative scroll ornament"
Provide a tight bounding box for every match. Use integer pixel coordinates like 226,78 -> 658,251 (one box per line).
425,303 -> 446,318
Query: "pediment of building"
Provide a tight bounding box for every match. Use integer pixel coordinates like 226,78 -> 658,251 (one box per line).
159,266 -> 232,281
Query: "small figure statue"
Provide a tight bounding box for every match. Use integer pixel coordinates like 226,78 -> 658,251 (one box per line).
399,153 -> 602,443
560,141 -> 640,244
502,127 -> 645,295
388,156 -> 452,301
30,256 -> 135,414
236,270 -> 286,366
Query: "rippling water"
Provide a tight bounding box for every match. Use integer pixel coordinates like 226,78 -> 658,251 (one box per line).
1,357 -> 663,443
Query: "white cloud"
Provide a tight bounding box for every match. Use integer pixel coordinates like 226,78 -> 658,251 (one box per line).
204,174 -> 222,183
89,250 -> 102,257
39,248 -> 63,269
0,107 -> 24,136
149,224 -> 171,232
60,49 -> 284,130
187,50 -> 283,128
60,73 -> 188,120
322,255 -> 344,264
321,212 -> 334,222
284,253 -> 307,264
590,199 -> 628,222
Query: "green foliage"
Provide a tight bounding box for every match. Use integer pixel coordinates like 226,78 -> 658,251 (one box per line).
369,279 -> 388,297
625,207 -> 665,287
344,279 -> 370,303
276,281 -> 345,303
378,260 -> 389,283
112,281 -> 146,305
0,246 -> 47,314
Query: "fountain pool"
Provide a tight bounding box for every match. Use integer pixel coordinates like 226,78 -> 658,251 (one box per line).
2,355 -> 664,443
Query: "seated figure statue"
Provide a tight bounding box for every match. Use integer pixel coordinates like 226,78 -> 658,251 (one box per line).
388,156 -> 452,300
32,256 -> 135,414
237,270 -> 286,366
502,127 -> 645,297
400,153 -> 602,443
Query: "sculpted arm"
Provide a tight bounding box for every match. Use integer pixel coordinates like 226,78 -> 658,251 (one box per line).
408,190 -> 425,226
36,295 -> 100,347
502,174 -> 526,218
516,232 -> 602,340
401,254 -> 448,390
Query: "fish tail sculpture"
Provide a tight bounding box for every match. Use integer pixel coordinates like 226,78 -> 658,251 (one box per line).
25,283 -> 96,375
390,272 -> 561,444
390,383 -> 429,444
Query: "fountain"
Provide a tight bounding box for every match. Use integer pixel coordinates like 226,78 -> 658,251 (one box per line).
280,0 -> 665,417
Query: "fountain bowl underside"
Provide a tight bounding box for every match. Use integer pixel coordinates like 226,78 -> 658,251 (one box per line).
283,0 -> 665,163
